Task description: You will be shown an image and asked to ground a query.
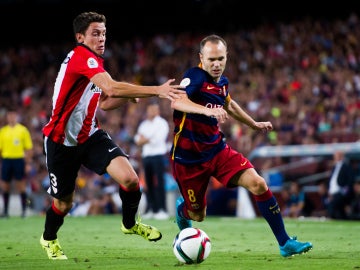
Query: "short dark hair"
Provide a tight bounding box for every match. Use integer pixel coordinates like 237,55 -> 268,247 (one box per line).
73,11 -> 106,36
199,34 -> 227,53
6,106 -> 17,113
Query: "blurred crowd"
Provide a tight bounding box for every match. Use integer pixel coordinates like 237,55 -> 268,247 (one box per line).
1,13 -> 360,218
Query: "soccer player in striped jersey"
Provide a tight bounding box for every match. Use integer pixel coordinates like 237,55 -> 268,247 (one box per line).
171,34 -> 313,257
40,11 -> 183,260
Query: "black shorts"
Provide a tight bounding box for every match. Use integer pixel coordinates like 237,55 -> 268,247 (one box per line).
43,129 -> 128,199
1,158 -> 25,182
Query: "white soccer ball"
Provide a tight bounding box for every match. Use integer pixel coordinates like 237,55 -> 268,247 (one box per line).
172,227 -> 211,264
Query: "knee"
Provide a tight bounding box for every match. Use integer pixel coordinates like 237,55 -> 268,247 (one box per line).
249,176 -> 268,195
122,174 -> 139,189
54,200 -> 73,214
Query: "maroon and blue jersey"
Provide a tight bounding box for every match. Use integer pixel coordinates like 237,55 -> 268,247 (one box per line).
171,67 -> 231,165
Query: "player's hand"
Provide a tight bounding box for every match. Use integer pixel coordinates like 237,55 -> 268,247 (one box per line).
157,79 -> 185,101
207,108 -> 228,123
253,121 -> 273,132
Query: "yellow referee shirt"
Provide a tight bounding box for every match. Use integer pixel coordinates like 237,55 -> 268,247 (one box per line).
0,123 -> 33,158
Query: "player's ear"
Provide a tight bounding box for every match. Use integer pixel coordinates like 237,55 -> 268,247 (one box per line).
75,33 -> 84,43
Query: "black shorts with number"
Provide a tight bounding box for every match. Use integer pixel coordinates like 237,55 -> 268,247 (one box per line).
43,129 -> 128,199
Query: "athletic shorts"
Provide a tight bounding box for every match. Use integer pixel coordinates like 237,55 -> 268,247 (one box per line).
171,144 -> 253,212
1,158 -> 25,182
43,129 -> 128,199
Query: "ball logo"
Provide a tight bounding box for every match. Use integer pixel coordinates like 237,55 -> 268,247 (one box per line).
87,57 -> 98,69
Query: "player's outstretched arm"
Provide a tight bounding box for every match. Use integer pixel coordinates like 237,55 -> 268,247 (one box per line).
225,99 -> 273,132
91,72 -> 184,101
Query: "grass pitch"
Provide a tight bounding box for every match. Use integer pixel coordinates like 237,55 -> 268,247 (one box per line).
0,215 -> 359,270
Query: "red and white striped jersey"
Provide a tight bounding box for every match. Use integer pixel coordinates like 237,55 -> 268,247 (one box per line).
43,44 -> 105,146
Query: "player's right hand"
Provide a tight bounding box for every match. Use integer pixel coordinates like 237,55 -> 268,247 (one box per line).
158,79 -> 185,101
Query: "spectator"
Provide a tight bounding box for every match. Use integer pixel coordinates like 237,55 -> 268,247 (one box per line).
134,101 -> 170,220
311,181 -> 330,218
206,177 -> 238,216
87,190 -> 117,215
282,181 -> 312,218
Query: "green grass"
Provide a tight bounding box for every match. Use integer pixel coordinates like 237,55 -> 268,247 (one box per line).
0,215 -> 359,270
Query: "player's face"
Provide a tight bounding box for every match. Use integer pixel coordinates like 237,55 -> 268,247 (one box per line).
199,41 -> 227,82
79,22 -> 106,55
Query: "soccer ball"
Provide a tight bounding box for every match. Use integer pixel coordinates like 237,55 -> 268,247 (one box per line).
172,227 -> 211,264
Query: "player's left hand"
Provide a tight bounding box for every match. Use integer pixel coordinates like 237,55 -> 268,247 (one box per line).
208,107 -> 228,123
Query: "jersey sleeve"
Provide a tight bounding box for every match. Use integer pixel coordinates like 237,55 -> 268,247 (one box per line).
23,126 -> 33,151
182,67 -> 206,97
71,47 -> 106,79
